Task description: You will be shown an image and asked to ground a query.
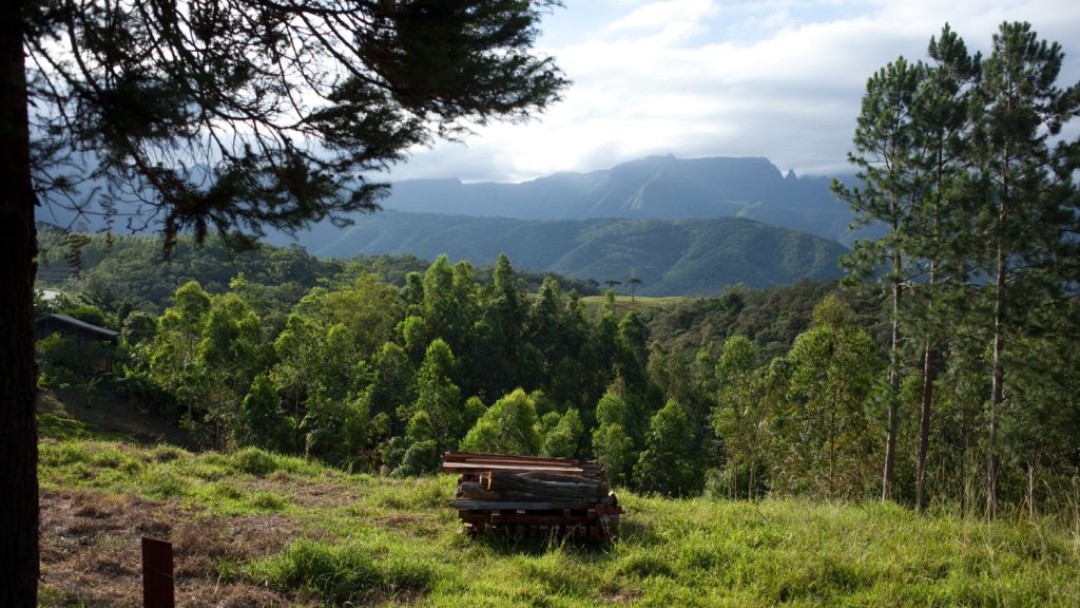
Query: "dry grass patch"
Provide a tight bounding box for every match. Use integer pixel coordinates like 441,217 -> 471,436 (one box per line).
39,489 -> 313,607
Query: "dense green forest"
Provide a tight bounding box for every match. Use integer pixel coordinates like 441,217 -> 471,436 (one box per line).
36,232 -> 1079,516
34,21 -> 1080,520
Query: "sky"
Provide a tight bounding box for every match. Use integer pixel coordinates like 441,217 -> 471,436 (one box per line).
386,0 -> 1080,184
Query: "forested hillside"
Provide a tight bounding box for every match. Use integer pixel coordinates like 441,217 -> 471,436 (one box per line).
37,240 -> 1080,513
267,211 -> 846,295
30,21 -> 1080,528
35,230 -> 599,317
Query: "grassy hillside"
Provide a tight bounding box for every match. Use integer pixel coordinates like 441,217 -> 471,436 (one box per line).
38,411 -> 1080,607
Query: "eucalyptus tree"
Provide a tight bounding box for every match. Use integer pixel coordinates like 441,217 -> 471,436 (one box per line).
2,1 -> 566,602
965,22 -> 1080,516
408,338 -> 463,457
591,384 -> 636,486
540,407 -> 584,458
193,291 -> 267,448
635,399 -> 702,497
148,280 -> 212,420
713,335 -> 764,499
460,388 -> 542,456
781,295 -> 883,499
483,253 -> 526,395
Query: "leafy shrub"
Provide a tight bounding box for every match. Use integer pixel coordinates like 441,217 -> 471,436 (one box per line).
231,447 -> 280,476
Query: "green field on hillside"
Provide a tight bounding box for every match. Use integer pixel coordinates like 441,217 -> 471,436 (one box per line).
37,412 -> 1080,607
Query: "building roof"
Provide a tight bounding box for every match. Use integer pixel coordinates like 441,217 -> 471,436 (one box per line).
40,314 -> 120,339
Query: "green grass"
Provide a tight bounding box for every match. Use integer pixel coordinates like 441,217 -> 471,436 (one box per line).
38,431 -> 1080,607
38,413 -> 123,442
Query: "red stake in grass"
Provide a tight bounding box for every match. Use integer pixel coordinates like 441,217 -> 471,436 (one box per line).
141,537 -> 174,608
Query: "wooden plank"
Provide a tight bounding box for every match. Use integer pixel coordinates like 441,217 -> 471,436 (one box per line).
462,458 -> 582,469
457,489 -> 617,505
441,462 -> 586,474
450,499 -> 598,511
443,451 -> 581,466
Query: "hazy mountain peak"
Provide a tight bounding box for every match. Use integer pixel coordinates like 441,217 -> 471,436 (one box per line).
380,154 -> 855,243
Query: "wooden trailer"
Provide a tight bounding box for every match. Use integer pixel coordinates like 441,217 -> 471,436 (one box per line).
442,451 -> 622,540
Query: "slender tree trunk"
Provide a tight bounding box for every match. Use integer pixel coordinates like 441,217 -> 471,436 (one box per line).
1026,455 -> 1037,519
828,390 -> 837,496
882,257 -> 902,501
916,336 -> 935,512
0,0 -> 41,604
916,262 -> 937,512
988,242 -> 1005,518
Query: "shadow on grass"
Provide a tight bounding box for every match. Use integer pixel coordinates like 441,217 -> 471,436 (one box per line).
462,521 -> 643,557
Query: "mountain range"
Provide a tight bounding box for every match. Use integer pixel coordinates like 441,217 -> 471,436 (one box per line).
38,155 -> 859,296
379,155 -> 858,244
263,155 -> 856,295
266,211 -> 846,296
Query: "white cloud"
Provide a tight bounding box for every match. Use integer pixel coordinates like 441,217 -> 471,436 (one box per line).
389,0 -> 1080,184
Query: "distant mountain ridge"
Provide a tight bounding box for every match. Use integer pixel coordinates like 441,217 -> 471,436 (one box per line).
268,210 -> 846,296
35,154 -> 856,295
35,154 -> 859,243
380,155 -> 858,243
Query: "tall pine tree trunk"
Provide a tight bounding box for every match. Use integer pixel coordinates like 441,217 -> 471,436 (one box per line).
988,242 -> 1005,518
0,0 -> 41,604
987,147 -> 1010,519
916,262 -> 937,512
916,337 -> 935,512
885,211 -> 902,501
882,245 -> 902,501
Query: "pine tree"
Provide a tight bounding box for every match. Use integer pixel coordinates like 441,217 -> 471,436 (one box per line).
3,3 -> 566,601
965,22 -> 1080,515
909,25 -> 980,512
832,55 -> 926,501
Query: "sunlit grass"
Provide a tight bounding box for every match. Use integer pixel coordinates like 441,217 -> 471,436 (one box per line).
38,427 -> 1080,607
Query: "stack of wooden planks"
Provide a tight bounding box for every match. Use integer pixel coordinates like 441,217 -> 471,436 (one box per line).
442,451 -> 622,540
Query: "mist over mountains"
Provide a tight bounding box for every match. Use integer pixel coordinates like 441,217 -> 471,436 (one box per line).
39,155 -> 857,296
380,155 -> 858,244
262,155 -> 853,295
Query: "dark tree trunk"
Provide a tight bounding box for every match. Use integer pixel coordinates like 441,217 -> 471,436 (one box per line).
0,0 -> 40,605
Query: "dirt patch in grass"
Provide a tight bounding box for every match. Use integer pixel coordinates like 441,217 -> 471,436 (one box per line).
39,489 -> 314,607
248,474 -> 362,511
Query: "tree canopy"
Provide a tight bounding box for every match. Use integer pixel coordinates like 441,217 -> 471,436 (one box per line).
3,2 -> 568,604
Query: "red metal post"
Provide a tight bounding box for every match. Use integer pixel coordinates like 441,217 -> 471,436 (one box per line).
141,537 -> 174,608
